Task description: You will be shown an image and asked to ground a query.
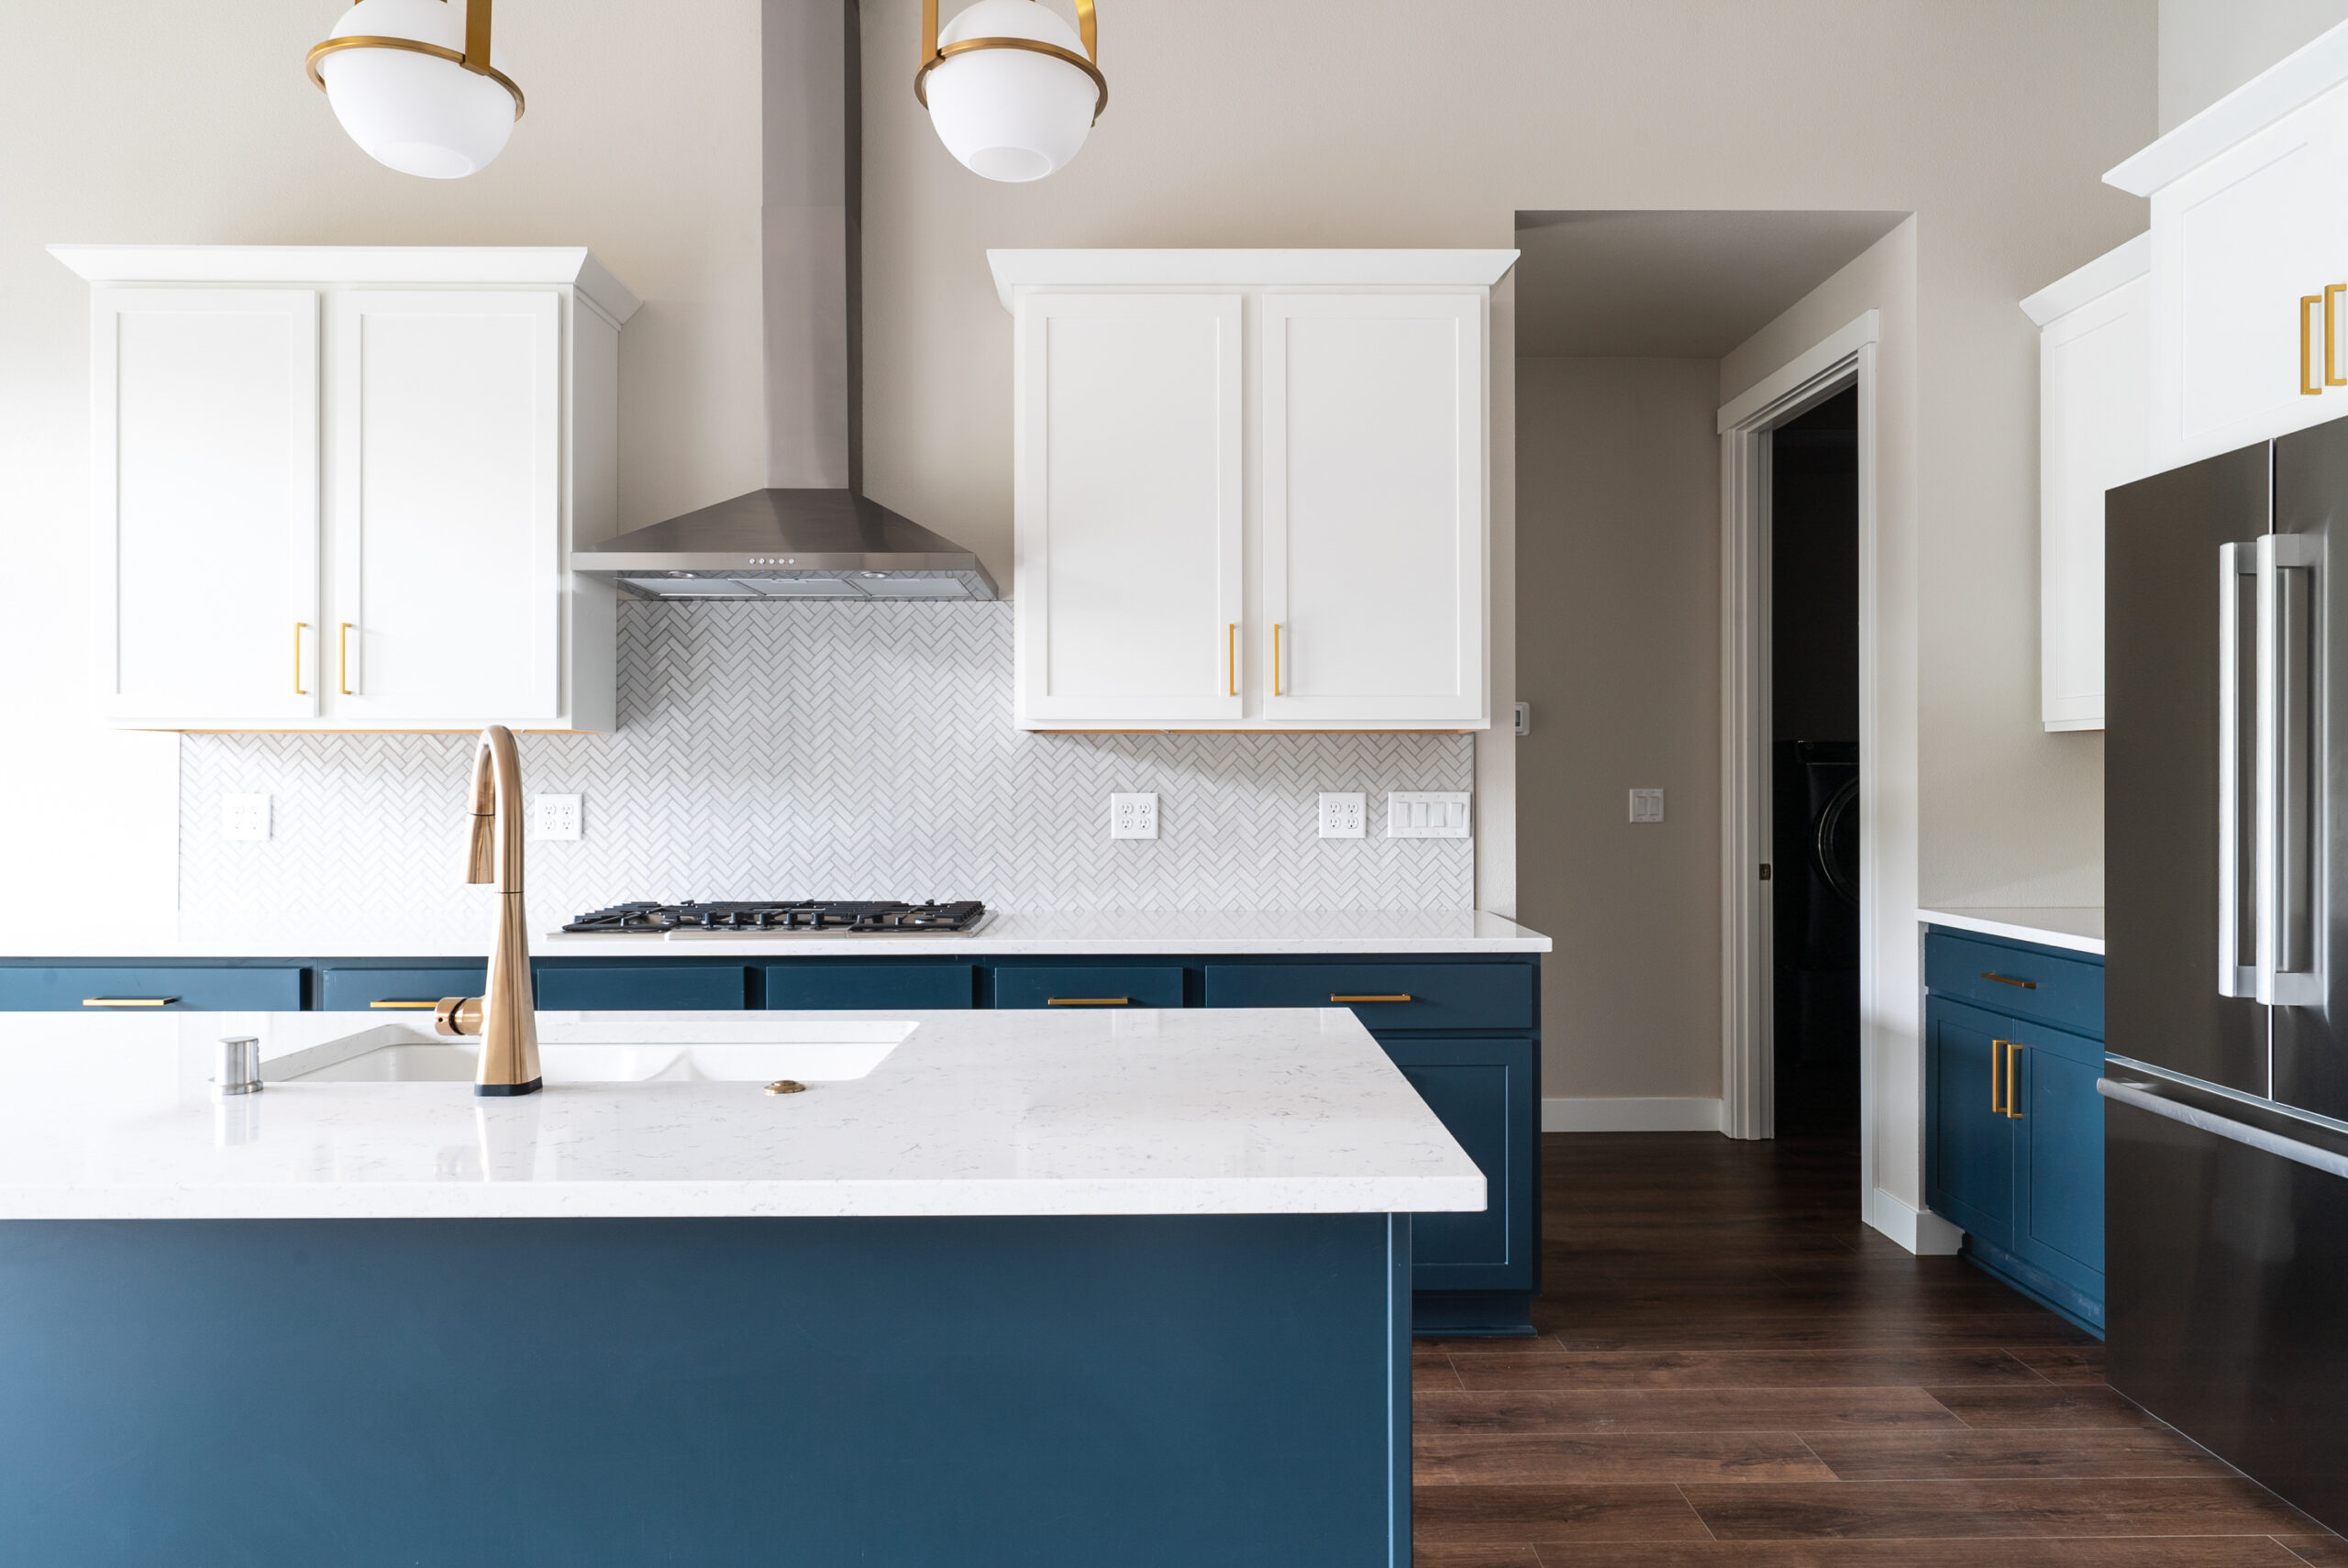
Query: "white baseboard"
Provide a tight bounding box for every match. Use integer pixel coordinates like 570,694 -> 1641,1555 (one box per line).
1866,1187 -> 1965,1255
1542,1097 -> 1723,1132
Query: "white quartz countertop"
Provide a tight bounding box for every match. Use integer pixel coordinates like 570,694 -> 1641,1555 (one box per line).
0,909 -> 1550,959
1917,906 -> 2104,956
0,1009 -> 1486,1221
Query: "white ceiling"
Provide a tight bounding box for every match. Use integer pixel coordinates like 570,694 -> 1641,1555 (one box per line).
1512,210 -> 1908,359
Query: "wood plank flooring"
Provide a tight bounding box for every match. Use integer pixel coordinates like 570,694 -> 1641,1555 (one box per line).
1412,1132 -> 2342,1565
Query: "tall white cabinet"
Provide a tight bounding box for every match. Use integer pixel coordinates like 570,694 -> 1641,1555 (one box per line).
54,246 -> 637,732
992,249 -> 1513,732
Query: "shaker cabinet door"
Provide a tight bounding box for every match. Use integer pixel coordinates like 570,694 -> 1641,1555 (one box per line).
1924,998 -> 2016,1252
1261,293 -> 1486,727
328,290 -> 562,723
1013,292 -> 1244,726
93,288 -> 320,722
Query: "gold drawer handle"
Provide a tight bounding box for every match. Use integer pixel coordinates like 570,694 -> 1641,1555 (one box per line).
83,997 -> 176,1008
1331,993 -> 1412,1003
1227,622 -> 1237,697
1273,623 -> 1284,697
1992,1038 -> 2008,1114
2307,293 -> 2326,396
2329,284 -> 2345,388
338,622 -> 355,696
1979,971 -> 2037,989
294,621 -> 309,695
1047,997 -> 1131,1006
369,999 -> 441,1010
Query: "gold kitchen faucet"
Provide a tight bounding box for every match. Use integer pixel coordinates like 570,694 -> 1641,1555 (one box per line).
435,725 -> 542,1096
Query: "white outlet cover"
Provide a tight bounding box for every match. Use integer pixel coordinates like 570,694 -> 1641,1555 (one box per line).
533,793 -> 583,841
1387,791 -> 1470,839
1318,792 -> 1366,839
1629,788 -> 1666,823
1109,792 -> 1158,840
221,793 -> 270,841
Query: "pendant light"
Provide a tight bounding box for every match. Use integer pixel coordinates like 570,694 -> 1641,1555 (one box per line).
914,0 -> 1106,183
305,0 -> 525,180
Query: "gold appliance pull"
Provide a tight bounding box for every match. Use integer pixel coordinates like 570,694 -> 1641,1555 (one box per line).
1331,993 -> 1412,1003
1227,623 -> 1237,697
1979,971 -> 2037,989
2305,293 -> 2326,396
338,622 -> 355,695
294,622 -> 309,695
369,999 -> 440,1010
2004,1043 -> 2026,1119
1992,1039 -> 2008,1115
2328,284 -> 2345,387
83,997 -> 177,1008
1047,997 -> 1131,1006
1273,623 -> 1283,696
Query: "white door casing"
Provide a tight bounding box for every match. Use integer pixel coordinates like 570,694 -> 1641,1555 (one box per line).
1013,292 -> 1244,726
1260,293 -> 1486,726
94,288 -> 320,722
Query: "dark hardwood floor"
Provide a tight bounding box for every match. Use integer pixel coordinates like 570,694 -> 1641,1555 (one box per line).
1412,1132 -> 2343,1566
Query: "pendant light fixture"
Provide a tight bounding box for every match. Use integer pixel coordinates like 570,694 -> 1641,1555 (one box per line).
305,0 -> 525,180
914,0 -> 1105,183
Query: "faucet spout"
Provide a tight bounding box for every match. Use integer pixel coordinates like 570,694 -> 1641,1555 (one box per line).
436,724 -> 541,1096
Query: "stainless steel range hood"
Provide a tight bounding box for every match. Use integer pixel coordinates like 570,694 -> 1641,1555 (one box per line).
575,1 -> 996,604
571,489 -> 996,600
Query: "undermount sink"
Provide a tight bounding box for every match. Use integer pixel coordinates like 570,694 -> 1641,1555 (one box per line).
264,1018 -> 916,1086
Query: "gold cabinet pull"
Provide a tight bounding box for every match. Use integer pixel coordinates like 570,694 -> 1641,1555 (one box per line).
1273,623 -> 1284,696
369,999 -> 441,1010
338,622 -> 355,695
83,997 -> 177,1008
2328,284 -> 2345,388
1979,970 -> 2037,989
1227,623 -> 1237,697
1331,993 -> 1412,1003
1992,1038 -> 2008,1114
294,622 -> 309,694
1047,997 -> 1130,1006
2004,1042 -> 2026,1120
2305,293 -> 2326,396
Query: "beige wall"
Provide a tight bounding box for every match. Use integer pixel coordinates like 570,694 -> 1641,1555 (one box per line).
0,2 -> 764,947
1516,359 -> 1722,1105
2162,0 -> 2348,132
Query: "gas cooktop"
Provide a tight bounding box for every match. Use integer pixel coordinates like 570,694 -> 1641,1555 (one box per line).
560,900 -> 989,936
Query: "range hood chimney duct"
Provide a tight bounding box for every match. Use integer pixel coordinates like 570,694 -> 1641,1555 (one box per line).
573,0 -> 998,602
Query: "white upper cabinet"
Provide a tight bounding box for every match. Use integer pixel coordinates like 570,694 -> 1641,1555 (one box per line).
2022,237 -> 2152,733
1014,293 -> 1243,726
53,246 -> 637,732
91,288 -> 320,722
992,249 -> 1515,731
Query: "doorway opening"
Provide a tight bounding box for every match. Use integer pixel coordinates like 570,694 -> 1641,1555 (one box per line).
1768,388 -> 1860,1137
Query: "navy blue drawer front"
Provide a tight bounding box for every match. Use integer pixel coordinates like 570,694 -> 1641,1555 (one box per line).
320,966 -> 488,1012
1202,963 -> 1534,1032
993,966 -> 1185,1009
1925,932 -> 2103,1039
760,963 -> 976,1010
0,966 -> 305,1012
536,964 -> 748,1010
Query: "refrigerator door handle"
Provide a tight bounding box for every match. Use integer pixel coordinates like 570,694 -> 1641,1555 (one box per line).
2220,541 -> 2259,998
2255,531 -> 2322,1007
2099,1077 -> 2348,1179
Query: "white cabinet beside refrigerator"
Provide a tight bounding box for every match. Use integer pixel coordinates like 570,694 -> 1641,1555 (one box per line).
55,246 -> 637,733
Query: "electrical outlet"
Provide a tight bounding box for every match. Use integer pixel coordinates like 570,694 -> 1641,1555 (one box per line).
1109,792 -> 1158,839
221,793 -> 270,841
1318,792 -> 1366,839
1387,791 -> 1471,838
533,793 -> 583,841
1629,789 -> 1666,823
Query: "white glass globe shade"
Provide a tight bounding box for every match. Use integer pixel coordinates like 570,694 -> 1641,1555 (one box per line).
927,0 -> 1096,182
319,0 -> 516,180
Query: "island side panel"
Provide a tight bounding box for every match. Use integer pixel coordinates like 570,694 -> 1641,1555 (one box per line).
0,1213 -> 1407,1568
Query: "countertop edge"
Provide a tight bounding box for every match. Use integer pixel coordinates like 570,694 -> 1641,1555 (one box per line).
1918,906 -> 2105,956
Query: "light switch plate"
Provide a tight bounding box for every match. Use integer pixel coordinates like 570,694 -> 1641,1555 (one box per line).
1110,792 -> 1158,839
1629,788 -> 1666,823
221,793 -> 270,841
1318,792 -> 1366,838
1512,701 -> 1532,737
1387,791 -> 1470,838
533,793 -> 583,841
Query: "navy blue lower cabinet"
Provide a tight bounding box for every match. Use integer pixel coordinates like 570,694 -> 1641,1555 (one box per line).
0,1213 -> 1412,1568
0,964 -> 305,1012
759,961 -> 977,1010
1923,927 -> 2104,1333
1202,961 -> 1534,1032
534,963 -> 749,1010
991,965 -> 1186,1009
319,966 -> 488,1012
1382,1035 -> 1538,1300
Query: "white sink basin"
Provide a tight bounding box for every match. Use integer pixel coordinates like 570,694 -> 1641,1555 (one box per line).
265,1018 -> 916,1086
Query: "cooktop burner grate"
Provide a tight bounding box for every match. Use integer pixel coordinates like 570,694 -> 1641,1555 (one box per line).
561,900 -> 987,934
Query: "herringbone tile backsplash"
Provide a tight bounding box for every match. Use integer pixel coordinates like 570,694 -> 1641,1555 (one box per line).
181,602 -> 1475,947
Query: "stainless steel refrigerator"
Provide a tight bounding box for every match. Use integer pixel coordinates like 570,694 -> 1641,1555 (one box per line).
2107,415 -> 2348,1532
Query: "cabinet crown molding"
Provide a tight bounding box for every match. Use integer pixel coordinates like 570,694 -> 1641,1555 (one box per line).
48,245 -> 640,326
2107,17 -> 2348,195
2020,234 -> 2151,327
986,248 -> 1519,312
